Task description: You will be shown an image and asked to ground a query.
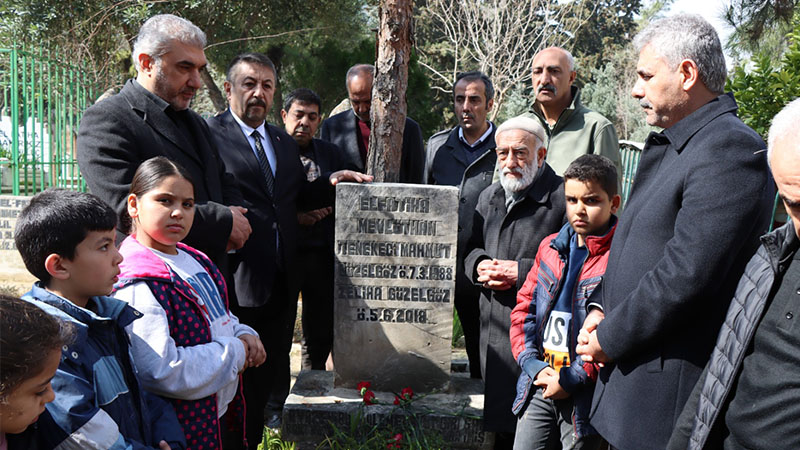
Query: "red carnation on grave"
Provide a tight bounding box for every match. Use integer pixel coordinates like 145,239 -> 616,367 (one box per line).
363,390 -> 376,405
357,381 -> 371,396
400,387 -> 414,400
386,433 -> 403,448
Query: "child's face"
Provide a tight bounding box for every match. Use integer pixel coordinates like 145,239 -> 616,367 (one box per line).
62,229 -> 123,299
565,178 -> 620,246
0,348 -> 60,434
128,175 -> 195,254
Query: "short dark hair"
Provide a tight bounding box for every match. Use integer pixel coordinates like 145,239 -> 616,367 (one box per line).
0,294 -> 73,402
125,156 -> 195,234
455,71 -> 494,103
15,189 -> 117,284
563,154 -> 618,197
283,88 -> 321,113
225,52 -> 277,82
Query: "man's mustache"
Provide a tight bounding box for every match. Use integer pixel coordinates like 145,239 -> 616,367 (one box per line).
537,84 -> 557,96
247,98 -> 267,108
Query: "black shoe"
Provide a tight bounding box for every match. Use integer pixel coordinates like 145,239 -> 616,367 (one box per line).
265,412 -> 282,429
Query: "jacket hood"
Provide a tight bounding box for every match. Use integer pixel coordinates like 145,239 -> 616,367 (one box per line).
24,283 -> 142,334
117,235 -> 202,282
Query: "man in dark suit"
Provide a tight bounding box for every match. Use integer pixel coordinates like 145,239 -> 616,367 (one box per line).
76,14 -> 252,268
281,88 -> 351,371
575,14 -> 775,450
206,53 -> 370,443
320,64 -> 425,183
425,71 -> 497,379
465,116 -> 565,448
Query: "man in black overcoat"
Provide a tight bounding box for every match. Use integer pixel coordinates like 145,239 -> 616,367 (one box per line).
280,88 -> 353,371
426,71 -> 497,379
76,14 -> 252,268
206,53 -> 370,444
576,14 -> 775,450
320,64 -> 425,183
465,116 -> 565,447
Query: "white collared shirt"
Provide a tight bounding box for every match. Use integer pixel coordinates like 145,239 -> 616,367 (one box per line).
229,109 -> 277,174
458,122 -> 494,148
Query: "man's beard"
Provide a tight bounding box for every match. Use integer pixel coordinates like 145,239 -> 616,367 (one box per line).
154,66 -> 196,110
500,159 -> 538,196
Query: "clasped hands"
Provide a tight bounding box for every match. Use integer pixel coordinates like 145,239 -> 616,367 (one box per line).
238,334 -> 266,371
476,259 -> 518,290
575,308 -> 610,365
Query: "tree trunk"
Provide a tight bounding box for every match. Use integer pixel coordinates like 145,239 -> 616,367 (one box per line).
201,69 -> 228,113
367,0 -> 413,182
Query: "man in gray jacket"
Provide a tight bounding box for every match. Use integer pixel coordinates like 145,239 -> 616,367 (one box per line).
526,47 -> 621,183
668,98 -> 800,450
425,71 -> 497,379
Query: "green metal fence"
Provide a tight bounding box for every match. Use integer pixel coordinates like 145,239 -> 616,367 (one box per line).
619,140 -> 642,207
0,44 -> 99,195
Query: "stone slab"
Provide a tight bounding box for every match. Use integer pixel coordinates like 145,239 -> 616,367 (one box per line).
0,195 -> 34,284
283,370 -> 491,449
333,183 -> 459,392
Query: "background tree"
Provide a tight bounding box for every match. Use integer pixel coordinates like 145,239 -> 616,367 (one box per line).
726,13 -> 800,140
723,0 -> 797,64
415,0 -> 595,125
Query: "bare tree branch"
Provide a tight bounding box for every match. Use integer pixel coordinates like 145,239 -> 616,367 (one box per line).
204,27 -> 331,49
419,0 -> 596,119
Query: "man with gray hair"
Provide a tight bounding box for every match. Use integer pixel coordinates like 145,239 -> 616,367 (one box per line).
77,14 -> 251,271
320,63 -> 425,183
465,115 -> 565,446
575,14 -> 774,450
667,98 -> 800,450
526,47 -> 621,182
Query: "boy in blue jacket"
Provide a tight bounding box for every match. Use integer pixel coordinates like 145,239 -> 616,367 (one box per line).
14,189 -> 185,450
509,155 -> 620,449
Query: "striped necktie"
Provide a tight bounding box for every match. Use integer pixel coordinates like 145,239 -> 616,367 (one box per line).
251,129 -> 275,197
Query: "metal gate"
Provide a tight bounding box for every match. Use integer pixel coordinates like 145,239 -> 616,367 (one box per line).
0,44 -> 99,195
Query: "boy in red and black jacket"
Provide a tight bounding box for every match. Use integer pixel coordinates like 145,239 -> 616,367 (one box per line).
509,154 -> 620,449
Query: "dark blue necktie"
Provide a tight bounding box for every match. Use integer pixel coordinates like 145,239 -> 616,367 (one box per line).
251,129 -> 275,197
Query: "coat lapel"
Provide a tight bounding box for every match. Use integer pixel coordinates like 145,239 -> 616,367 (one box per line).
220,110 -> 274,201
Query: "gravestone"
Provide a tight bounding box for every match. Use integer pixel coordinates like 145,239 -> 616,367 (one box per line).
333,183 -> 458,392
0,195 -> 34,284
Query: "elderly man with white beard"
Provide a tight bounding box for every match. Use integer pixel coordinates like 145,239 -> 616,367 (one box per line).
465,115 -> 566,447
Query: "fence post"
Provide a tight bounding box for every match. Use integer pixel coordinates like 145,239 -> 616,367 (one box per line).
10,44 -> 19,195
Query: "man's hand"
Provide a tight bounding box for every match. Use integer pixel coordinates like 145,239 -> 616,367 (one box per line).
297,207 -> 333,226
533,366 -> 569,400
226,206 -> 252,251
329,170 -> 373,185
238,334 -> 266,369
158,441 -> 172,450
576,308 -> 610,365
580,308 -> 605,338
476,259 -> 518,290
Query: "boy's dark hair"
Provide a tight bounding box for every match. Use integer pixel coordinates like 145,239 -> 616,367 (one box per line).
15,189 -> 117,284
125,156 -> 195,233
0,295 -> 73,402
283,88 -> 321,113
563,154 -> 619,197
